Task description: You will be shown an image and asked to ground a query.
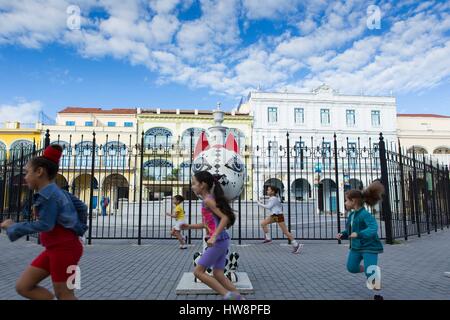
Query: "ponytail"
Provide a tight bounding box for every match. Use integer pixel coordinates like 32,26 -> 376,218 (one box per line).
212,179 -> 236,228
345,181 -> 385,207
362,181 -> 385,206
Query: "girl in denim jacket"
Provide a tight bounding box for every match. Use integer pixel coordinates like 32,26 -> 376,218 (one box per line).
1,145 -> 86,300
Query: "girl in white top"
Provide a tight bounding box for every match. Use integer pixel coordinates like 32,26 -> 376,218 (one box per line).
258,185 -> 303,254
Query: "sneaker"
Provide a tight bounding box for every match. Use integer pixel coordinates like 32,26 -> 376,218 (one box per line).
292,243 -> 304,254
374,294 -> 384,300
223,292 -> 245,300
262,239 -> 272,244
179,245 -> 187,250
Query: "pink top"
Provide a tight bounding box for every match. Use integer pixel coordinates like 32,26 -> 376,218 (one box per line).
201,195 -> 229,240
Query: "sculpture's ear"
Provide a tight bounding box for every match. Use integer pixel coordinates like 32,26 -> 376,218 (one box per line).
225,132 -> 239,154
194,131 -> 210,158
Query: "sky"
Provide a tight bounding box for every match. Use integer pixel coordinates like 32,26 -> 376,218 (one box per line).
0,0 -> 449,122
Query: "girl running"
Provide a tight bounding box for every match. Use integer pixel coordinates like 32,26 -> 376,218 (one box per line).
258,185 -> 303,253
336,181 -> 385,300
0,144 -> 87,300
166,195 -> 187,249
181,171 -> 244,300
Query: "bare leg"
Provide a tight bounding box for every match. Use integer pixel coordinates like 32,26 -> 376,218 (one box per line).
174,230 -> 185,245
261,217 -> 273,235
16,266 -> 54,300
194,265 -> 228,296
53,282 -> 77,300
278,221 -> 295,241
213,269 -> 239,293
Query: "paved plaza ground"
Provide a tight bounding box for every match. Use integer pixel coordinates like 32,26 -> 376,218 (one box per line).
1,228 -> 450,300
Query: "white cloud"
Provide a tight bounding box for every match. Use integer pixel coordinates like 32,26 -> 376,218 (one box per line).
242,0 -> 302,20
297,8 -> 450,95
149,0 -> 181,14
0,0 -> 69,48
0,100 -> 43,123
1,0 -> 450,102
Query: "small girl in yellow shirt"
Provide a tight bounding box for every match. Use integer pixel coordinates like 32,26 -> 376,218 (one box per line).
166,195 -> 187,249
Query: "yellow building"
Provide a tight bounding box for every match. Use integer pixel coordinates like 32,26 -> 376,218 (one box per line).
137,107 -> 254,200
0,121 -> 43,161
42,106 -> 253,218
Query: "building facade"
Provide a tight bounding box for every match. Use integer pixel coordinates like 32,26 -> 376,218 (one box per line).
42,106 -> 253,213
137,107 -> 253,201
397,114 -> 450,167
0,121 -> 43,161
43,107 -> 138,211
238,84 -> 398,214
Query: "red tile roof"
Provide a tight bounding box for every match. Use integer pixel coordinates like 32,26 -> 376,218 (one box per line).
59,107 -> 136,114
397,113 -> 450,118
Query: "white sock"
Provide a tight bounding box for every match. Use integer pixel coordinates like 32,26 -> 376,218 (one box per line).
291,239 -> 298,246
265,233 -> 271,240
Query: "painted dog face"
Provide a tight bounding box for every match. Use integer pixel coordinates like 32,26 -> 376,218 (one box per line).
192,131 -> 245,201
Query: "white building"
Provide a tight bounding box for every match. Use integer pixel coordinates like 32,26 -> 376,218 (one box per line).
238,84 -> 397,214
397,114 -> 450,167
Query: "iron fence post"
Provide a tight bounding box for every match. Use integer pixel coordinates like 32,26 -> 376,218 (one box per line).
378,133 -> 394,244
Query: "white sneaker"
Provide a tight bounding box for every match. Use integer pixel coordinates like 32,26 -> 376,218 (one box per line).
292,243 -> 304,254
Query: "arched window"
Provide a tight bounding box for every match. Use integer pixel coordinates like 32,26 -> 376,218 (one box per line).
179,161 -> 191,181
51,141 -> 71,167
103,141 -> 127,167
143,159 -> 173,180
433,147 -> 450,154
75,141 -> 99,168
407,146 -> 428,154
0,141 -> 6,161
10,140 -> 33,159
181,128 -> 207,150
144,127 -> 172,149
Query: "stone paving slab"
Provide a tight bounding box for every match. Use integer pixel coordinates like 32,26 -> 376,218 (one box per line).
175,272 -> 253,295
1,228 -> 450,300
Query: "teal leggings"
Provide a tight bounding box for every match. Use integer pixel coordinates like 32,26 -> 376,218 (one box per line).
346,250 -> 379,278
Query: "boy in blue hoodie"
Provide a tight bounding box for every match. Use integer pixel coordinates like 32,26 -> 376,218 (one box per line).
337,181 -> 385,300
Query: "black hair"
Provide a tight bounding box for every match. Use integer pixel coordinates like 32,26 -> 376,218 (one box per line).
193,171 -> 235,228
174,195 -> 184,202
267,185 -> 280,196
29,144 -> 62,180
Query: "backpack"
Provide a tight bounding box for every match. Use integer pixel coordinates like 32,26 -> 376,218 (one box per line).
62,190 -> 88,236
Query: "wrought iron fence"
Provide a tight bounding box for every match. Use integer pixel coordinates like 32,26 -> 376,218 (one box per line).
0,130 -> 449,245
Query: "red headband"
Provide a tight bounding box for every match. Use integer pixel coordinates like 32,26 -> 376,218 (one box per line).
43,146 -> 62,164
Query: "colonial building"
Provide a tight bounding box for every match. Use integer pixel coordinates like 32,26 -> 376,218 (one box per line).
137,107 -> 253,200
397,114 -> 450,168
42,106 -> 253,214
0,121 -> 43,161
238,84 -> 398,214
43,107 -> 138,211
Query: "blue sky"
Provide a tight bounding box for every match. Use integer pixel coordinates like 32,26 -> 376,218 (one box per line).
0,0 -> 449,122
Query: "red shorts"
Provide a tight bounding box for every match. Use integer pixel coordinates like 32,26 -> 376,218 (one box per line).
31,240 -> 83,283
